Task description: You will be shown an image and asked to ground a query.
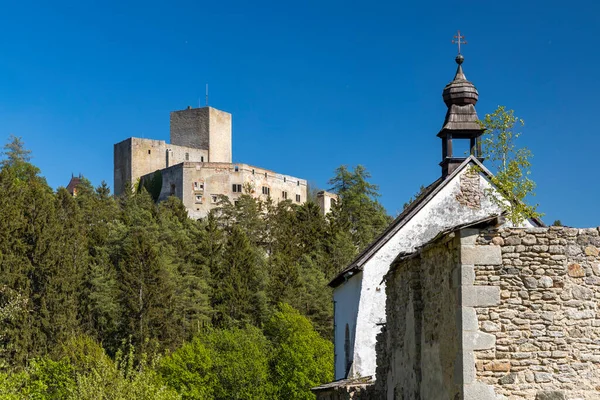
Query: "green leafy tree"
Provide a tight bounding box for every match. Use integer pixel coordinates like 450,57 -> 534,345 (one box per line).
159,336 -> 214,399
481,106 -> 543,224
207,326 -> 273,400
265,303 -> 333,400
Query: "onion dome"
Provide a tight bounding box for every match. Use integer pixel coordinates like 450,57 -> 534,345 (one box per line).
442,54 -> 479,106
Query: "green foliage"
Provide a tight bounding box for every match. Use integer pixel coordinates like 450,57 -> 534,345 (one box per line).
0,136 -> 394,399
328,165 -> 391,251
552,220 -> 563,227
481,106 -> 543,225
266,304 -> 333,400
208,326 -> 273,400
159,336 -> 214,399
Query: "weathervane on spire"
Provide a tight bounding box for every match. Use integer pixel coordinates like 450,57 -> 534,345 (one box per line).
452,30 -> 467,55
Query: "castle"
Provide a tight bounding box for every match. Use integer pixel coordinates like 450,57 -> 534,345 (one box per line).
313,44 -> 600,399
113,106 -> 337,218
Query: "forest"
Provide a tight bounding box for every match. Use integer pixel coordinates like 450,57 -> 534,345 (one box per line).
0,136 -> 391,399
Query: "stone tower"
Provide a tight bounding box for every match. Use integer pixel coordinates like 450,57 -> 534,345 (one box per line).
170,106 -> 232,163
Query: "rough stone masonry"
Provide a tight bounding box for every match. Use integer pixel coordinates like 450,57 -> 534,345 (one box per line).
317,225 -> 600,400
471,226 -> 600,399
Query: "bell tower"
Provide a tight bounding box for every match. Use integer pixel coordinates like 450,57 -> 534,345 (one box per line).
438,31 -> 484,177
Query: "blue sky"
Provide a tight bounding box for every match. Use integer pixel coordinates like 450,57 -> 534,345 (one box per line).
0,0 -> 598,226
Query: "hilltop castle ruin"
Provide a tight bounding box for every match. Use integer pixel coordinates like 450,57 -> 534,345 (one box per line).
113,106 -> 336,218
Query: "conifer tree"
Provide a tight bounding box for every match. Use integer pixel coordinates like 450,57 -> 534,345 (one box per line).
211,225 -> 267,328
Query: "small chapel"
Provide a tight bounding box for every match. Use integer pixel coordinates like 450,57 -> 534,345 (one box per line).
313,32 -> 600,400
328,38 -> 540,382
314,34 -> 600,400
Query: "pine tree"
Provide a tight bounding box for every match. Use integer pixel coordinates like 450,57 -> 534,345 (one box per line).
211,225 -> 267,328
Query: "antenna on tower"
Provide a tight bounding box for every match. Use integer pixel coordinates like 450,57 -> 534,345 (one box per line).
205,84 -> 209,106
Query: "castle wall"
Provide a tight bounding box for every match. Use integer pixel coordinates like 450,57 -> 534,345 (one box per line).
150,162 -> 308,219
113,137 -> 207,196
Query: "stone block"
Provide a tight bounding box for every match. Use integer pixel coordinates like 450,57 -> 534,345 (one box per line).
498,372 -> 517,384
535,391 -> 566,400
568,263 -> 585,278
463,331 -> 496,351
524,277 -> 538,289
456,350 -> 475,384
538,276 -> 553,288
460,228 -> 480,245
461,245 -> 502,265
463,382 -> 497,400
481,321 -> 500,332
523,234 -> 537,245
492,236 -> 504,246
534,372 -> 552,382
505,236 -> 522,245
585,245 -> 599,256
571,285 -> 593,300
461,307 -> 479,331
483,361 -> 510,372
462,286 -> 501,307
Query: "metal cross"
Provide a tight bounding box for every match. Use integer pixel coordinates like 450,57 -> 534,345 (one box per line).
452,30 -> 467,54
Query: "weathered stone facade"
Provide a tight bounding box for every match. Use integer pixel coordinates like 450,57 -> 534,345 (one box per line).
472,227 -> 600,399
374,234 -> 462,399
148,161 -> 307,220
317,225 -> 600,400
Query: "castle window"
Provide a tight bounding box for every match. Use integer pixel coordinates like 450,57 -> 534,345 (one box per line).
185,153 -> 189,161
283,177 -> 286,182
252,169 -> 255,175
195,195 -> 202,203
201,156 -> 204,162
262,186 -> 270,196
170,184 -> 176,195
297,181 -> 300,186
234,166 -> 239,172
148,149 -> 151,155
296,194 -> 301,202
282,191 -> 288,199
234,200 -> 239,206
265,172 -> 268,178
211,195 -> 218,203
232,184 -> 242,193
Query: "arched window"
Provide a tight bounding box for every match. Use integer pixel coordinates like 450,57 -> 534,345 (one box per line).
344,324 -> 352,376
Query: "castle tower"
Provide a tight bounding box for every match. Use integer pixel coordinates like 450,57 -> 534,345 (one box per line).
438,52 -> 484,177
170,106 -> 232,163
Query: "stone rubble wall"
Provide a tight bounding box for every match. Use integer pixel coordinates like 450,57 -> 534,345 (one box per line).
370,234 -> 462,399
473,227 -> 600,399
